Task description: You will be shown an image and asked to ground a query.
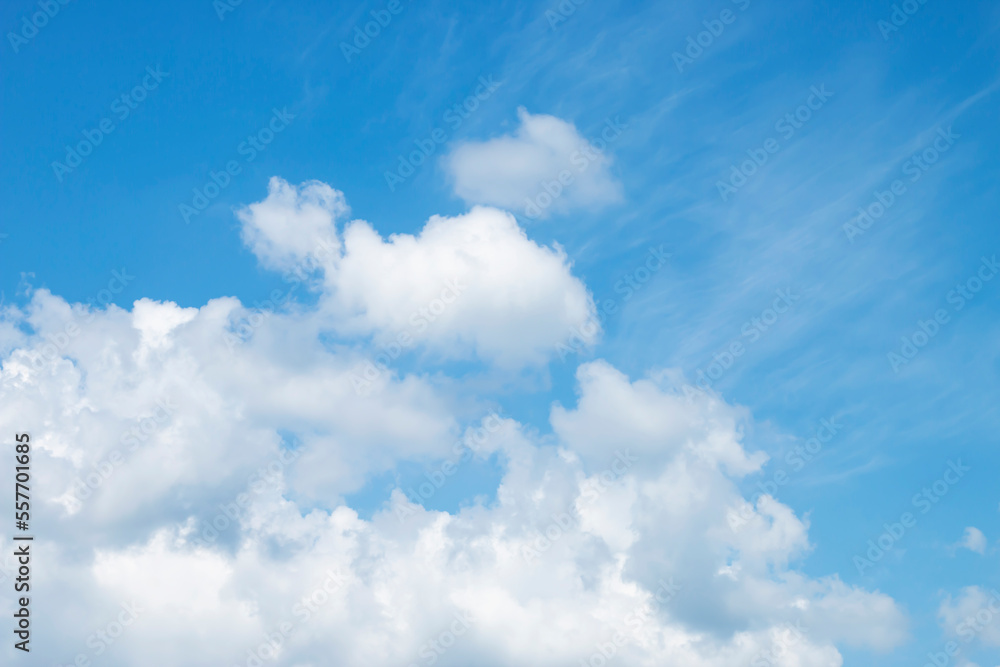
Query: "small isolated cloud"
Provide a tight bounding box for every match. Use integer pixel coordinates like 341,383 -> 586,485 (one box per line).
443,107 -> 624,219
957,527 -> 988,555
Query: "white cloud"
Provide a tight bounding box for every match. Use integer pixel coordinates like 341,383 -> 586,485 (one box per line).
957,527 -> 988,555
236,178 -> 598,367
443,108 -> 624,219
551,362 -> 766,477
237,177 -> 345,276
0,180 -> 908,666
938,587 -> 1000,646
326,205 -> 596,366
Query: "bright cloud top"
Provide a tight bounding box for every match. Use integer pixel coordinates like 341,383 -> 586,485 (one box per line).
443,107 -> 625,219
237,177 -> 598,366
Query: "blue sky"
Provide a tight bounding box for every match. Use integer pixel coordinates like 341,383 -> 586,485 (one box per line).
1,0 -> 999,665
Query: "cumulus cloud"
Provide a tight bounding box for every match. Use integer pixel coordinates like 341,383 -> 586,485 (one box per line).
236,177 -> 598,366
0,179 -> 909,666
237,178 -> 346,276
443,108 -> 624,219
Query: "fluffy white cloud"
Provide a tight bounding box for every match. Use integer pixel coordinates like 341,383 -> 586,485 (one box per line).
443,108 -> 624,219
0,180 -> 908,666
957,527 -> 988,555
237,178 -> 345,276
236,177 -> 597,366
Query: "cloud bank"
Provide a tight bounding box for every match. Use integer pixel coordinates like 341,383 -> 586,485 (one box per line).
0,179 -> 907,666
